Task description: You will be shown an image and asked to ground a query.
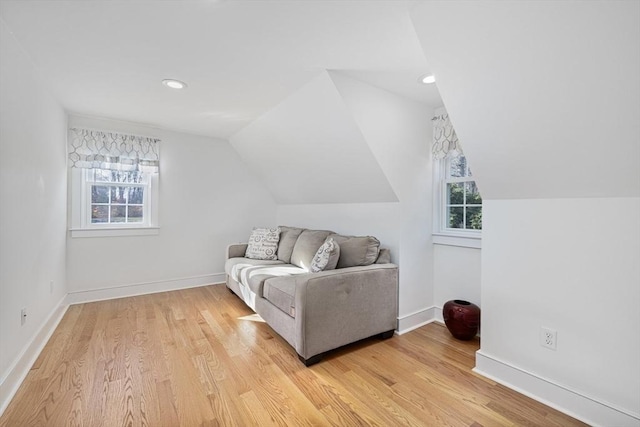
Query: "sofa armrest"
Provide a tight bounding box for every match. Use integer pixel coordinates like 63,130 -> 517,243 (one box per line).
227,243 -> 248,259
268,264 -> 398,360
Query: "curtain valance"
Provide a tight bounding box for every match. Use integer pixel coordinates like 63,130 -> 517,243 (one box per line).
432,113 -> 462,159
68,128 -> 160,173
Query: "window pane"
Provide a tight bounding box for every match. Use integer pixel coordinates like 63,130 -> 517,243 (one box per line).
128,206 -> 143,222
91,185 -> 109,203
447,207 -> 464,229
449,156 -> 467,178
129,187 -> 144,204
465,181 -> 482,204
110,206 -> 126,223
91,205 -> 109,223
447,182 -> 464,205
467,207 -> 482,230
111,186 -> 128,204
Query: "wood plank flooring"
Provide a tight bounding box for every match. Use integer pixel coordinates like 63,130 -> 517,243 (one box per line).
0,284 -> 587,426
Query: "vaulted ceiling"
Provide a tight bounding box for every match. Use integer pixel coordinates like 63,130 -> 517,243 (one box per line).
411,1 -> 640,199
0,0 -> 442,139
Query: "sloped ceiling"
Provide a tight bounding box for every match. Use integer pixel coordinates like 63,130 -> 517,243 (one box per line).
0,0 -> 436,139
411,1 -> 640,200
230,71 -> 398,204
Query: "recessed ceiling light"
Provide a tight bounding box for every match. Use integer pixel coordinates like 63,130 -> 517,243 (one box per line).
162,79 -> 187,89
420,74 -> 436,84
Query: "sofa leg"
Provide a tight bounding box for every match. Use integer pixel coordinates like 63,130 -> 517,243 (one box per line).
379,329 -> 395,340
299,353 -> 324,367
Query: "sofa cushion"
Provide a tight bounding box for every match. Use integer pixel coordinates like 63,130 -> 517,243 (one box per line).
277,226 -> 304,263
240,264 -> 307,295
329,234 -> 380,268
225,257 -> 284,282
290,229 -> 333,270
263,279 -> 297,318
375,248 -> 391,264
245,227 -> 281,260
310,237 -> 340,272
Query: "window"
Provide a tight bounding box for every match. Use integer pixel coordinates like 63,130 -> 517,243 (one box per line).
433,154 -> 482,247
70,168 -> 159,237
443,155 -> 482,231
86,169 -> 149,226
68,127 -> 160,237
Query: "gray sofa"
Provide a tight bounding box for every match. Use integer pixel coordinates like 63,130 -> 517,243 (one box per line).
225,226 -> 399,366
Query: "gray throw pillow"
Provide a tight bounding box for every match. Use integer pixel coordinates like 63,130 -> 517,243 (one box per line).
310,238 -> 340,273
245,227 -> 281,260
375,248 -> 392,264
329,234 -> 380,268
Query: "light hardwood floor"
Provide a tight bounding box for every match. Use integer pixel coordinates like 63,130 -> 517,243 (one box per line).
0,284 -> 586,426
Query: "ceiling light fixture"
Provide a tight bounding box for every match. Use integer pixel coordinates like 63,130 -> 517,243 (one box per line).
420,74 -> 436,84
162,79 -> 188,89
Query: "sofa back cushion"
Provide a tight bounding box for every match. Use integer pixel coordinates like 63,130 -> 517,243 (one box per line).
329,234 -> 380,268
290,229 -> 333,270
277,226 -> 305,263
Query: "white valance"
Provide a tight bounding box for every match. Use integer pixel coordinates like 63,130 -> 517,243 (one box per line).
432,113 -> 462,159
68,128 -> 160,173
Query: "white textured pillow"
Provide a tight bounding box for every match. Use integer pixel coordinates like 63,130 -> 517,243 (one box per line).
310,238 -> 340,273
245,227 -> 281,260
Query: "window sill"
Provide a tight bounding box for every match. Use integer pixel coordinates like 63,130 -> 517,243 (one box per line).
433,232 -> 481,249
70,227 -> 159,238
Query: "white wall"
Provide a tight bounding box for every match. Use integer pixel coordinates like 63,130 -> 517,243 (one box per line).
481,198 -> 640,424
0,19 -> 68,399
66,115 -> 277,296
431,105 -> 482,322
230,71 -> 397,205
276,203 -> 401,262
411,1 -> 640,424
433,245 -> 481,321
329,72 -> 435,330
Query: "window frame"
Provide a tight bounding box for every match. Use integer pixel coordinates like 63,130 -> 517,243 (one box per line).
433,155 -> 482,249
70,168 -> 159,238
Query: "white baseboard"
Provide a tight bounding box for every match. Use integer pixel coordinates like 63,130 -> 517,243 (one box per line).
474,350 -> 640,427
0,295 -> 68,416
433,306 -> 443,323
396,306 -> 437,334
66,273 -> 225,305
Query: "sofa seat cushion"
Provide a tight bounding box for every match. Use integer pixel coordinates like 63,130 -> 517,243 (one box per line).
263,279 -> 297,318
290,229 -> 334,271
225,257 -> 284,283
240,264 -> 306,295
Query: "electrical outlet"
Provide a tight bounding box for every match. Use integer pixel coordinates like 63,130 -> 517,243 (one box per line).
21,308 -> 27,326
540,327 -> 557,350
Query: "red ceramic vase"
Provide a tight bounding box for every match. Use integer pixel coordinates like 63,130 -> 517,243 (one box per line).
443,299 -> 480,340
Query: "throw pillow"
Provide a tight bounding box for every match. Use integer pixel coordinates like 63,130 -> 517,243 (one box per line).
329,234 -> 380,268
310,238 -> 340,273
245,227 -> 281,260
